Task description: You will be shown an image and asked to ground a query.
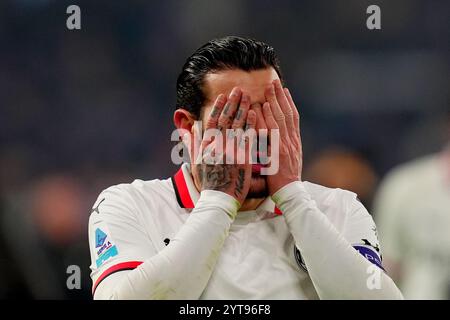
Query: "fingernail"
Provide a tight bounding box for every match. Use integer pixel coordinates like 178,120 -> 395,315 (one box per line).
273,79 -> 281,88
230,87 -> 241,98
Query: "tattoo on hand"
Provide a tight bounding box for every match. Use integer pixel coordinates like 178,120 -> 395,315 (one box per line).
234,168 -> 245,197
200,164 -> 232,191
210,106 -> 220,118
235,108 -> 243,121
223,102 -> 231,115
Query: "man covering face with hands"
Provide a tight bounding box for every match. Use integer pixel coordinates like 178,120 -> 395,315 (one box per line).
88,36 -> 403,299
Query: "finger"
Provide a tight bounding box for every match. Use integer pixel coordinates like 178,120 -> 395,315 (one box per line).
274,79 -> 295,135
250,103 -> 268,161
246,109 -> 257,130
228,94 -> 250,157
262,102 -> 280,151
199,134 -> 218,165
244,110 -> 257,164
262,102 -> 278,130
231,93 -> 250,130
264,84 -> 287,137
205,94 -> 226,130
238,110 -> 257,150
284,88 -> 300,140
218,87 -> 242,131
250,103 -> 268,131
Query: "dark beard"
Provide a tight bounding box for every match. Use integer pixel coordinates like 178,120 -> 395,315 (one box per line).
246,174 -> 268,199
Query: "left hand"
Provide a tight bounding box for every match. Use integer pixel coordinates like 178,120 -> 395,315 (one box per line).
263,79 -> 303,195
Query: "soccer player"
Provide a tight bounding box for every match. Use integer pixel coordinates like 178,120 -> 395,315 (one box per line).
88,36 -> 403,299
373,145 -> 450,299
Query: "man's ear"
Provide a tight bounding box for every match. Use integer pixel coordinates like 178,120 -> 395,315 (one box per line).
173,109 -> 197,164
173,109 -> 196,133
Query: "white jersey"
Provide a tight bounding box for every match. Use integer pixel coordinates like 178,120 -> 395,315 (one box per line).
374,151 -> 450,299
88,163 -> 402,299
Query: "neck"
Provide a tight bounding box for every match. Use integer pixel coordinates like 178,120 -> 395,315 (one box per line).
239,197 -> 265,212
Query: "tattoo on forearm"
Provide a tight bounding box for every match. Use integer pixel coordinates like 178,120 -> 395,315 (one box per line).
234,168 -> 245,197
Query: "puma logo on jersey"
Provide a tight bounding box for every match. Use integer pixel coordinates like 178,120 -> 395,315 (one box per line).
294,246 -> 308,273
91,198 -> 105,214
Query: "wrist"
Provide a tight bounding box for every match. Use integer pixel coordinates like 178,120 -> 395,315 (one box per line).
269,178 -> 300,197
197,190 -> 241,219
271,180 -> 310,206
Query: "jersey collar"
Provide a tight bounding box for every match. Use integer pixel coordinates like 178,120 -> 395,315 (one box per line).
171,163 -> 282,214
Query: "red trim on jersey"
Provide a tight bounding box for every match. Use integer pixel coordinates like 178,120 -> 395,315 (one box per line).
172,168 -> 195,208
274,206 -> 282,215
92,261 -> 143,295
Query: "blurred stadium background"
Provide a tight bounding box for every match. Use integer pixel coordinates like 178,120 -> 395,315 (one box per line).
0,0 -> 448,299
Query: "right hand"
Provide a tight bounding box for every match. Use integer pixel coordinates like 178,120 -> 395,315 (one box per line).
195,87 -> 256,206
262,80 -> 302,196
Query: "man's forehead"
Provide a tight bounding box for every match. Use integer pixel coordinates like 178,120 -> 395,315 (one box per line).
203,68 -> 279,105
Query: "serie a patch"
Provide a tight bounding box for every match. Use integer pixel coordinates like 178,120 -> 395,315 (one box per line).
94,225 -> 118,267
353,244 -> 384,270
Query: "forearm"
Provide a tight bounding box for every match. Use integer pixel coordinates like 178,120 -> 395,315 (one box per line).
94,190 -> 239,300
273,181 -> 404,300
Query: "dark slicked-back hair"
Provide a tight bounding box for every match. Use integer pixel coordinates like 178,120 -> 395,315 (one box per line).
176,36 -> 283,118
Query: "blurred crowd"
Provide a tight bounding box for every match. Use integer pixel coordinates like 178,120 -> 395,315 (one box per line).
0,0 -> 448,299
